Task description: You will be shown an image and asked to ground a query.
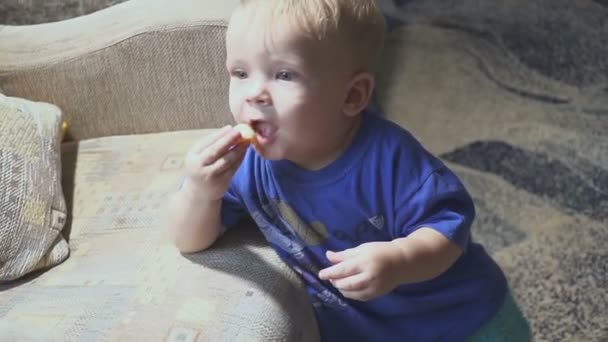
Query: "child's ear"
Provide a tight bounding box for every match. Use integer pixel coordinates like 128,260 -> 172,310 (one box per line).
342,72 -> 375,117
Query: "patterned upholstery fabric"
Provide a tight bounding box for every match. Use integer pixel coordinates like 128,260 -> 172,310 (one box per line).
0,130 -> 319,341
0,94 -> 69,282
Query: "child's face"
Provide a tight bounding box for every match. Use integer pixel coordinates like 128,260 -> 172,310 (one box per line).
226,9 -> 356,168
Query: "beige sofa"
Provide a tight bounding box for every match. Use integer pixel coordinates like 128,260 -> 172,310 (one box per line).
0,0 -> 321,340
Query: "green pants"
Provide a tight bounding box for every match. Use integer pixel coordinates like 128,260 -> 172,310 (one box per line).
469,292 -> 531,342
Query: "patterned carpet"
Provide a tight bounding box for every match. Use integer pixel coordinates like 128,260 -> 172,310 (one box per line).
0,0 -> 120,25
378,1 -> 607,340
2,1 -> 607,341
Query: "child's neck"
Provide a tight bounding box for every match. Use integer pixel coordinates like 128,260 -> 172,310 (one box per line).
292,115 -> 362,171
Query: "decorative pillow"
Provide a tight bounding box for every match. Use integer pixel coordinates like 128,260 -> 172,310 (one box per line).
0,94 -> 69,282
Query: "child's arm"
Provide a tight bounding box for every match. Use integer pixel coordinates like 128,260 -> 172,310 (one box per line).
167,183 -> 225,254
320,166 -> 473,301
319,230 -> 460,301
390,227 -> 462,284
166,126 -> 249,254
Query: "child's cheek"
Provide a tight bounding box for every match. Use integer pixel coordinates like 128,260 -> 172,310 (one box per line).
228,86 -> 243,116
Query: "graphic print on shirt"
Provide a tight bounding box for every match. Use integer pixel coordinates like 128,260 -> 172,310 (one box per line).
332,213 -> 387,245
274,200 -> 329,246
368,214 -> 385,230
250,199 -> 348,310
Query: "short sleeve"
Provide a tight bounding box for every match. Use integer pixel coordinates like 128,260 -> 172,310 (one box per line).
393,167 -> 475,251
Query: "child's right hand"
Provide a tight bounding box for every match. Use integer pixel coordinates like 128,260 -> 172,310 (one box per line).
181,125 -> 249,202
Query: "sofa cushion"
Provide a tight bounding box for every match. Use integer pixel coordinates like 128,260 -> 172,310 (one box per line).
0,94 -> 69,282
0,129 -> 319,341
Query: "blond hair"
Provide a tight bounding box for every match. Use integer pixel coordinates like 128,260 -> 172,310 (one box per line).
236,0 -> 386,72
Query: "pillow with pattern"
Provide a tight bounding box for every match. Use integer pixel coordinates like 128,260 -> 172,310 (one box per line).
0,93 -> 69,282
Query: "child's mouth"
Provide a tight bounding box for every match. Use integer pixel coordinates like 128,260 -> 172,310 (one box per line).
251,120 -> 277,144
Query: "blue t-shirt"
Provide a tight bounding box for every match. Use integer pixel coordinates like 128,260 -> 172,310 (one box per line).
221,110 -> 507,341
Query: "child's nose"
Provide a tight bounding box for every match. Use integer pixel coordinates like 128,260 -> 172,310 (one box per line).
248,93 -> 271,106
245,82 -> 272,106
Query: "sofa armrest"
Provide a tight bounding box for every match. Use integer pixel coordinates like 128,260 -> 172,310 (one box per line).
0,0 -> 239,140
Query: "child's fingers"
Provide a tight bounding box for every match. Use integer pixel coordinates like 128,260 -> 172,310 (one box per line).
319,260 -> 360,280
326,248 -> 358,264
207,143 -> 248,175
192,125 -> 232,153
326,250 -> 345,264
331,273 -> 369,292
201,129 -> 243,166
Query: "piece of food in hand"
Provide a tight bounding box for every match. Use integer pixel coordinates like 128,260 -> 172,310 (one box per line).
234,123 -> 256,143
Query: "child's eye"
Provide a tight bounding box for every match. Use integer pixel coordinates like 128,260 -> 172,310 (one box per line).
276,71 -> 295,81
231,70 -> 248,79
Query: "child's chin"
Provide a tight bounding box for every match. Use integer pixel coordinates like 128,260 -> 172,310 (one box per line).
252,145 -> 283,161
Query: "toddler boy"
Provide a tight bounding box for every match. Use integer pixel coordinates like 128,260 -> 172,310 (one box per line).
168,0 -> 530,340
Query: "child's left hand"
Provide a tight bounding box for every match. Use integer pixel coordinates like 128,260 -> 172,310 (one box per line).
318,242 -> 403,302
